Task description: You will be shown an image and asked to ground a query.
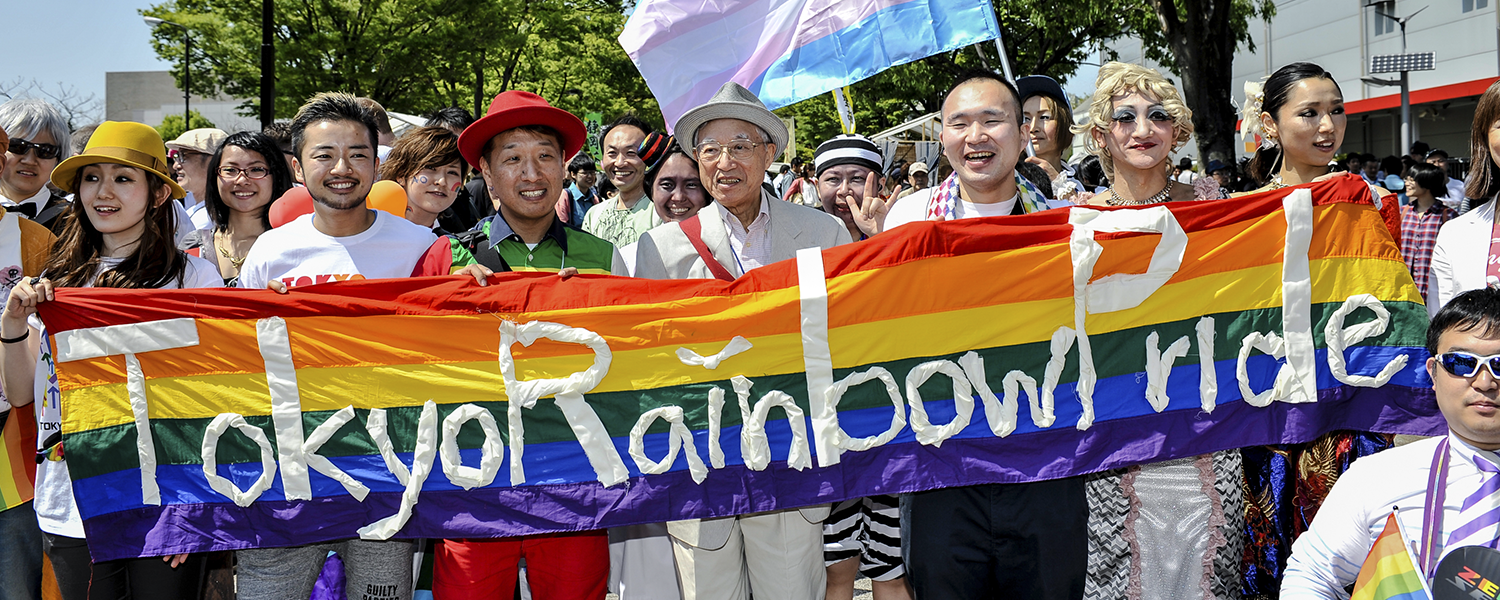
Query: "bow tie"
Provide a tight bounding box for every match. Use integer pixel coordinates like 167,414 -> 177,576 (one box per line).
7,204 -> 36,220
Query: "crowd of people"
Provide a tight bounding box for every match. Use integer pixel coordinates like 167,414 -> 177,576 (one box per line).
0,54 -> 1494,600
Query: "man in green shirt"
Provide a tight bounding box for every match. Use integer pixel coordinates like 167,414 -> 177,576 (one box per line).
451,91 -> 625,277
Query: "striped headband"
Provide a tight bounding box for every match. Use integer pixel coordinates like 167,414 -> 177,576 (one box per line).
814,134 -> 882,177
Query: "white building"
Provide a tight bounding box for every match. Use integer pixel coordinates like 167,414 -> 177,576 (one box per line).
105,71 -> 261,133
1104,0 -> 1497,170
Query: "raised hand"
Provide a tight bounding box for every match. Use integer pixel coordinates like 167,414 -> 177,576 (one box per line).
2,277 -> 53,330
852,173 -> 894,237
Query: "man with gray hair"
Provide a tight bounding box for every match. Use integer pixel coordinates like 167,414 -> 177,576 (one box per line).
634,82 -> 850,599
0,99 -> 72,233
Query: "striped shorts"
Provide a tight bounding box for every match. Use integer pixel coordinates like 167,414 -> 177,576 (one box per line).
823,495 -> 904,581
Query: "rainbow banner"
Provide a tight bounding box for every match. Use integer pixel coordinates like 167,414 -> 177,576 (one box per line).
41,176 -> 1440,561
1352,512 -> 1431,600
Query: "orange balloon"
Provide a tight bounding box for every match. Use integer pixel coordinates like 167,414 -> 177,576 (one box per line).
269,186 -> 313,228
367,180 -> 408,219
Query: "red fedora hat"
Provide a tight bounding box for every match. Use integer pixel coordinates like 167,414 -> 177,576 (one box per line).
457,91 -> 587,169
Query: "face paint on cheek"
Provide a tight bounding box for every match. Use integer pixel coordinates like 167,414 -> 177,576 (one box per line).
450,181 -> 461,193
416,175 -> 430,185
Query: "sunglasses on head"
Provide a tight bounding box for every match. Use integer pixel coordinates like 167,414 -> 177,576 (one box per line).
7,139 -> 61,160
1438,351 -> 1500,379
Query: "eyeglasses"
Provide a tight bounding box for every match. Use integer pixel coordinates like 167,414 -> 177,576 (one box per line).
217,166 -> 271,180
1438,351 -> 1500,379
694,140 -> 763,163
7,139 -> 61,160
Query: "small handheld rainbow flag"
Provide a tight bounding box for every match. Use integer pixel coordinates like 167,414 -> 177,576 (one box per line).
1352,510 -> 1433,600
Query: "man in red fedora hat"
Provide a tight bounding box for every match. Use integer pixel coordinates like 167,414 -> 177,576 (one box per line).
435,90 -> 622,600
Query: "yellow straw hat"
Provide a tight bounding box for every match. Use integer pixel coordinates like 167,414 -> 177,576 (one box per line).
51,121 -> 185,199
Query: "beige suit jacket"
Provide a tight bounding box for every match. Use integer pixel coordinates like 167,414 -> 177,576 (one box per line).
634,192 -> 848,549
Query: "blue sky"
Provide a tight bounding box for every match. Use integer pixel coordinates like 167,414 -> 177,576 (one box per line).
9,0 -> 171,112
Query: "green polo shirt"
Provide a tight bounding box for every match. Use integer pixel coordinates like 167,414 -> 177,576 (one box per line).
450,214 -> 619,275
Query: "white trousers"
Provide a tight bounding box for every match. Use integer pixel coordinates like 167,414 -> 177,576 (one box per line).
670,510 -> 826,600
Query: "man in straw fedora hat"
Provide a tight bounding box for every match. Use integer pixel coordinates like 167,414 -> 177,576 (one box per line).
634,81 -> 850,600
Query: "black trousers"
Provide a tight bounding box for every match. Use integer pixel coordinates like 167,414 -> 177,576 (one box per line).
43,533 -> 205,600
900,477 -> 1088,600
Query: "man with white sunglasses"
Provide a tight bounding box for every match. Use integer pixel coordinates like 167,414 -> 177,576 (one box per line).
1283,287 -> 1500,597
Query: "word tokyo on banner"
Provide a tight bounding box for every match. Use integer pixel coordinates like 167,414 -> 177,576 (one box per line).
39,176 -> 1440,561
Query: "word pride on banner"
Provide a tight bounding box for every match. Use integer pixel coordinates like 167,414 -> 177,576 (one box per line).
40,176 -> 1439,561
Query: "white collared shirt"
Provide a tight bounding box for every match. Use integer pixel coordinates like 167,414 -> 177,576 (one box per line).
1282,433 -> 1500,598
0,187 -> 49,217
182,191 -> 214,231
722,198 -> 772,272
1428,198 -> 1496,316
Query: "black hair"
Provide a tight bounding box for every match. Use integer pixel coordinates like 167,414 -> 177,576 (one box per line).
1178,157 -> 1193,171
1248,62 -> 1341,185
568,152 -> 597,174
1407,162 -> 1449,199
1014,160 -> 1054,199
1380,155 -> 1404,179
1428,287 -> 1500,356
262,122 -> 293,155
423,106 -> 476,132
205,131 -> 294,233
643,147 -> 709,204
1076,154 -> 1109,190
945,68 -> 1023,126
289,92 -> 380,159
600,114 -> 653,152
1411,140 -> 1430,156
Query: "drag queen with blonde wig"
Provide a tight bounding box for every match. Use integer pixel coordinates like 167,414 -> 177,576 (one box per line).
1076,62 -> 1242,600
1073,62 -> 1226,206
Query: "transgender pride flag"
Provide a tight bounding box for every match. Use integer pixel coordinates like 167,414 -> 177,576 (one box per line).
620,0 -> 1000,130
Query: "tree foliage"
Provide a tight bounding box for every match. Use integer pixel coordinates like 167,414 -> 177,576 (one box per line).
155,110 -> 218,141
143,0 -> 659,126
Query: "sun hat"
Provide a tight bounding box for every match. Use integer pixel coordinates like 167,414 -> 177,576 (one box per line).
458,91 -> 586,169
1016,75 -> 1069,110
165,128 -> 228,155
52,121 -> 185,199
673,82 -> 789,155
909,161 -> 930,174
814,134 -> 882,177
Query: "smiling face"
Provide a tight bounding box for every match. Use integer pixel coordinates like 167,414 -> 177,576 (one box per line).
294,119 -> 378,211
77,162 -> 167,242
1095,90 -> 1174,175
480,128 -> 565,228
216,145 -> 276,217
694,118 -> 776,213
1023,96 -> 1062,158
940,79 -> 1025,196
1428,325 -> 1500,450
1263,78 -> 1345,175
816,164 -> 872,229
648,153 -> 707,222
602,125 -> 647,198
173,149 -> 212,200
1,130 -> 60,200
403,159 -> 464,224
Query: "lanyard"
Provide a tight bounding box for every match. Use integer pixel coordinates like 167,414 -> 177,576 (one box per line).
1420,436 -> 1452,577
1488,201 -> 1500,287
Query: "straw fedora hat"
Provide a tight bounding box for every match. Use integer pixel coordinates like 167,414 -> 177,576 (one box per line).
52,121 -> 185,199
673,82 -> 788,156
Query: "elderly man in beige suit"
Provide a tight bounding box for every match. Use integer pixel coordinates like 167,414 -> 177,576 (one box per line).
634,82 -> 851,600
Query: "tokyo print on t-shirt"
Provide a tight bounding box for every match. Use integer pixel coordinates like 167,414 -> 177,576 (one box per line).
237,211 -> 444,290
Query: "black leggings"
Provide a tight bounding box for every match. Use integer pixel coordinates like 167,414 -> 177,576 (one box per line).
43,533 -> 205,600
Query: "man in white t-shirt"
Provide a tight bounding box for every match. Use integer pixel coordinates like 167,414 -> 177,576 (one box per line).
234,91 -> 491,600
857,70 -> 1084,600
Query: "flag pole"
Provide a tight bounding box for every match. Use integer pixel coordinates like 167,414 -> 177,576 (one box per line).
990,37 -> 1035,158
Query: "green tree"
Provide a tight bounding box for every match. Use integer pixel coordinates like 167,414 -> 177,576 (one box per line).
1130,0 -> 1276,166
155,110 -> 217,141
142,0 -> 656,124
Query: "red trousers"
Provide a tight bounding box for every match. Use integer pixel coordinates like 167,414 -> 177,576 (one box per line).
433,531 -> 608,599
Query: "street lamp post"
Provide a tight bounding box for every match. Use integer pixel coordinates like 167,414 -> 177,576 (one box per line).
144,16 -> 192,129
261,0 -> 274,128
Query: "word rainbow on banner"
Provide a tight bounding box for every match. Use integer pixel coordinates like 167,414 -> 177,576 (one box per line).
40,175 -> 1440,561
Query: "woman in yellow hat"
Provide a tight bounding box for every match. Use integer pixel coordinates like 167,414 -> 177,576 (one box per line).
0,121 -> 220,600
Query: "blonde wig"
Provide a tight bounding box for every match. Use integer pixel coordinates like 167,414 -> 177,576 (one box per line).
1071,62 -> 1194,174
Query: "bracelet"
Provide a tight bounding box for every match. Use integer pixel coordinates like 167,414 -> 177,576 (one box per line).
1,330 -> 28,344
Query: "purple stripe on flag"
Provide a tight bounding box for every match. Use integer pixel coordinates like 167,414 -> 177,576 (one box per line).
78,385 -> 1441,562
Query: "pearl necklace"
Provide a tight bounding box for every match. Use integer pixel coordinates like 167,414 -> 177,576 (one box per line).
1105,180 -> 1174,206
